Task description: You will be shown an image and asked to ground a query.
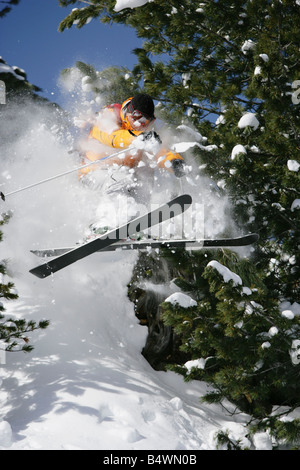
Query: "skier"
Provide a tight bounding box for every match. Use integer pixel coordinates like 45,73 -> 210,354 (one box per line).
78,93 -> 184,180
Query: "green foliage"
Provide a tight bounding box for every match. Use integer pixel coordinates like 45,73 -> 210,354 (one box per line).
215,429 -> 249,451
0,315 -> 49,353
0,57 -> 43,101
161,247 -> 300,447
0,215 -> 49,354
0,0 -> 21,19
58,0 -> 112,31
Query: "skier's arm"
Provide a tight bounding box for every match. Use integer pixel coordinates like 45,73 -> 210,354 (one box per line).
140,130 -> 185,176
156,148 -> 185,177
89,126 -> 142,149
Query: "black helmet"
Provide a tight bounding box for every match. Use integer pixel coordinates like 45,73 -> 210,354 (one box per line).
130,93 -> 155,119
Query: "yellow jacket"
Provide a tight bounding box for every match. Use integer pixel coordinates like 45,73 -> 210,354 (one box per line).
80,101 -> 184,176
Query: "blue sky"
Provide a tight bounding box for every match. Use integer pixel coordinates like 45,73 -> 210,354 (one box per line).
1,0 -> 142,105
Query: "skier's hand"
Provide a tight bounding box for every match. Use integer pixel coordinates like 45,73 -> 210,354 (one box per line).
142,130 -> 162,144
171,158 -> 185,177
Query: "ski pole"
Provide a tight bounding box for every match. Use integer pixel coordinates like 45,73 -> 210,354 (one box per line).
0,147 -> 130,201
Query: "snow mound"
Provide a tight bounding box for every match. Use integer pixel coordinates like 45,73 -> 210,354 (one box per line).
207,260 -> 242,286
287,160 -> 300,172
0,421 -> 12,448
231,144 -> 247,160
165,292 -> 197,308
238,113 -> 260,130
114,0 -> 150,12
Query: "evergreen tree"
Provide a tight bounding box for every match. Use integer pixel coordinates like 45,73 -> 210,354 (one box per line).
0,215 -> 49,354
1,3 -> 52,355
0,57 -> 44,102
0,0 -> 21,19
160,247 -> 300,447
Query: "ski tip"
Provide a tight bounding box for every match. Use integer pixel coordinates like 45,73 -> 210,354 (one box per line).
29,264 -> 53,279
170,193 -> 192,207
182,193 -> 192,203
238,233 -> 259,245
184,194 -> 192,204
248,233 -> 259,243
0,191 -> 5,201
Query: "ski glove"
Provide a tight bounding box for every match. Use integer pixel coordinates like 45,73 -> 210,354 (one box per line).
142,130 -> 162,144
172,159 -> 185,177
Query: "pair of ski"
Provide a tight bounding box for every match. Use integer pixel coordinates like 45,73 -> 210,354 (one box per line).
30,194 -> 258,279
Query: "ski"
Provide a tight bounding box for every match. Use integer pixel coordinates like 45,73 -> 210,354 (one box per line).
29,194 -> 192,278
31,233 -> 259,258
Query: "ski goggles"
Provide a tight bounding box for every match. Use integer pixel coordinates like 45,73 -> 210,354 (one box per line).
127,101 -> 155,125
